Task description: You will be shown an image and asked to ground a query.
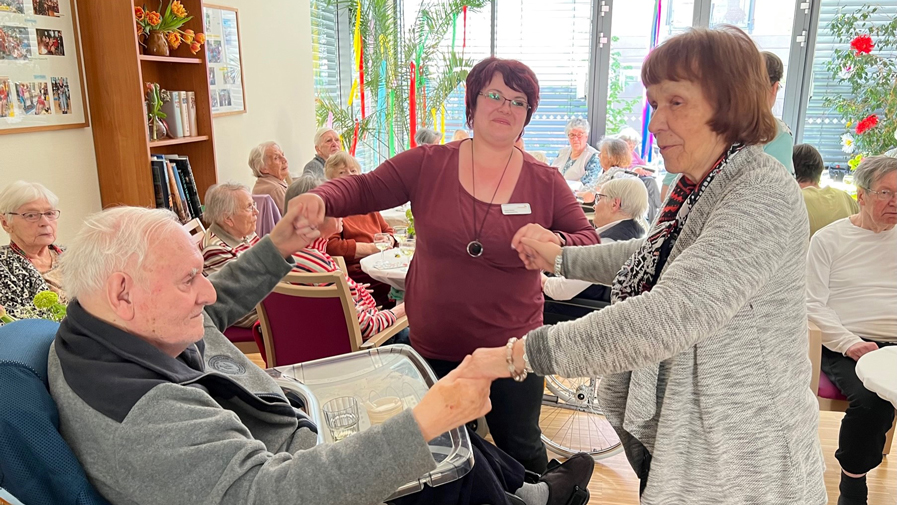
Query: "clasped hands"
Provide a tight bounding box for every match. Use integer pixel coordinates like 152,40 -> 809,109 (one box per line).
281,194 -> 562,440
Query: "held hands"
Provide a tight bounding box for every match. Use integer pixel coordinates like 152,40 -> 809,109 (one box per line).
268,197 -> 323,258
846,341 -> 879,361
511,224 -> 562,271
412,356 -> 492,441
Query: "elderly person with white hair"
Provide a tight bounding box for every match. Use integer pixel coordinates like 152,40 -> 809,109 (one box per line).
200,182 -> 261,327
249,141 -> 291,214
46,204 -> 592,505
302,127 -> 341,179
807,155 -> 896,505
0,181 -> 66,313
415,128 -> 441,146
542,177 -> 649,316
552,117 -> 600,185
617,127 -> 648,167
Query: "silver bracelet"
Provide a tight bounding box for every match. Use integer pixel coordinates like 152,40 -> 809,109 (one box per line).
505,337 -> 528,382
553,250 -> 564,277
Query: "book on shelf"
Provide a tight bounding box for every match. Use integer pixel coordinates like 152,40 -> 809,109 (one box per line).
180,92 -> 191,137
187,91 -> 197,135
164,154 -> 203,221
160,91 -> 184,139
150,159 -> 170,210
150,154 -> 203,224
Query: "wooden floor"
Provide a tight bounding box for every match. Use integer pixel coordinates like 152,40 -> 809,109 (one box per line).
246,354 -> 895,504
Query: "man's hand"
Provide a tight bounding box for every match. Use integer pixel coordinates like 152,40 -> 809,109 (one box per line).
390,303 -> 406,319
511,224 -> 562,271
412,356 -> 493,441
268,198 -> 322,258
355,243 -> 381,258
846,341 -> 879,361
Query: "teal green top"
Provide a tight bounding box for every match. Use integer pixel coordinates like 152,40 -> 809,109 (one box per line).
763,119 -> 794,176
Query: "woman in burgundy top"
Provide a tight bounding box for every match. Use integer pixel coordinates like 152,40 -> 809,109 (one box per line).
304,57 -> 599,472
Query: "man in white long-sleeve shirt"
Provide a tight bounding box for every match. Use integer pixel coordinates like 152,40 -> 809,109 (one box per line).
806,155 -> 897,505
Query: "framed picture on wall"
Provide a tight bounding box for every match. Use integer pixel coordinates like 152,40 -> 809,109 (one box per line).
202,3 -> 245,116
0,0 -> 88,134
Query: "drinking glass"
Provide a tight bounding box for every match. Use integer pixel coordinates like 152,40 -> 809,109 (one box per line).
373,233 -> 392,268
399,237 -> 416,258
393,227 -> 408,244
322,396 -> 360,442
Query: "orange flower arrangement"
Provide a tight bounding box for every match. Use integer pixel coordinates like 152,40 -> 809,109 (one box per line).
135,1 -> 206,53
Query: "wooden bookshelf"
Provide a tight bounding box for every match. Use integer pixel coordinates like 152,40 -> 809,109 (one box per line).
77,0 -> 218,209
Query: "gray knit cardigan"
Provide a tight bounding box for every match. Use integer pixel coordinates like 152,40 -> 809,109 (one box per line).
527,145 -> 827,504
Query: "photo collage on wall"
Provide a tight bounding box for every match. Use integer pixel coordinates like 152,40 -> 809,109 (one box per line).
0,0 -> 85,131
203,5 -> 243,115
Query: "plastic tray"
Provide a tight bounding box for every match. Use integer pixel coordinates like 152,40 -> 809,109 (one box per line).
266,344 -> 473,500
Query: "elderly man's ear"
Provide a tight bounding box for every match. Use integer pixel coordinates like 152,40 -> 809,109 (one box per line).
105,272 -> 137,322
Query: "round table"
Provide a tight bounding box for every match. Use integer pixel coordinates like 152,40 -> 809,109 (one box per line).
359,248 -> 409,291
380,205 -> 410,229
855,346 -> 897,408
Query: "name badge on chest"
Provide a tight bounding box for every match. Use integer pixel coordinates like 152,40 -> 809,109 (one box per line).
501,203 -> 532,215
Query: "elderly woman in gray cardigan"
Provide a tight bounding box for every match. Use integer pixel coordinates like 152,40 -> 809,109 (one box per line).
470,27 -> 827,504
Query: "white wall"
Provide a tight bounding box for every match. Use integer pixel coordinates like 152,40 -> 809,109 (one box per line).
209,0 -> 317,188
0,0 -> 316,244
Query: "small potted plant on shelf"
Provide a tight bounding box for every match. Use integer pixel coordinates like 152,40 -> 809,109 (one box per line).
135,1 -> 206,57
145,82 -> 168,141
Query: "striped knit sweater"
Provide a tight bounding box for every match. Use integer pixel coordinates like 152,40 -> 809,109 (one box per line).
526,145 -> 827,504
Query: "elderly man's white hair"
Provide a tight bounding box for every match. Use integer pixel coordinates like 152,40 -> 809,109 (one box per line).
415,128 -> 441,146
855,155 -> 897,191
564,117 -> 590,137
62,207 -> 181,300
601,177 -> 649,220
0,180 -> 60,215
248,141 -> 279,178
313,127 -> 338,146
204,182 -> 251,226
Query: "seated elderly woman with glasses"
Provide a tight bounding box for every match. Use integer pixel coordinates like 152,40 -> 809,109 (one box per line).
552,117 -> 601,186
0,181 -> 66,315
200,182 -> 261,327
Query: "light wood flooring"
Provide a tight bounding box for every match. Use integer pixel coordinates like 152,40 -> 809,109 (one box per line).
246,354 -> 895,504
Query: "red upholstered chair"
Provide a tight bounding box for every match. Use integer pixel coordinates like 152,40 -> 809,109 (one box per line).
808,320 -> 894,455
256,271 -> 408,367
223,322 -> 260,355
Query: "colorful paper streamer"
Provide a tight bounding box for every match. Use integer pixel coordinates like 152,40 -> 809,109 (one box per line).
350,118 -> 359,156
409,61 -> 417,147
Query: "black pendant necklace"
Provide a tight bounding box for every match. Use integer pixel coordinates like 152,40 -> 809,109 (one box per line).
467,139 -> 514,258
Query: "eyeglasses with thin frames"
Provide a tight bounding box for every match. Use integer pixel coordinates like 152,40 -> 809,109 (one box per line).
6,210 -> 61,222
862,187 -> 896,202
478,90 -> 531,111
567,132 -> 587,139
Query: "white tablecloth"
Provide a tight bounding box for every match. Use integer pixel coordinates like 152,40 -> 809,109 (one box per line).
380,205 -> 410,229
856,346 -> 897,408
359,248 -> 409,291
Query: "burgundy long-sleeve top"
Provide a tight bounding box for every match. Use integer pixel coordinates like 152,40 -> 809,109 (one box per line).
312,142 -> 599,361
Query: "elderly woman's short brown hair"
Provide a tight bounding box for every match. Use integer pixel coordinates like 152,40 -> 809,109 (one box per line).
641,26 -> 777,146
324,151 -> 361,180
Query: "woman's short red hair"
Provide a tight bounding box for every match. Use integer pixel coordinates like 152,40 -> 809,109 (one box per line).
464,57 -> 540,131
641,25 -> 778,145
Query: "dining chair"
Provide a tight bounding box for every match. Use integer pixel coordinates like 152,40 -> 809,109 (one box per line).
256,271 -> 408,367
808,320 -> 894,455
182,217 -> 206,248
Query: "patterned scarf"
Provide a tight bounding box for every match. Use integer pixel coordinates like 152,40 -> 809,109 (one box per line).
611,144 -> 744,302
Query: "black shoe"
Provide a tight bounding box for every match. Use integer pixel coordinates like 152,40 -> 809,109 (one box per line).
540,453 -> 594,505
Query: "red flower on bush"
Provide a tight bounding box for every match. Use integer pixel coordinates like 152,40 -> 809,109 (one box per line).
850,34 -> 874,55
855,114 -> 878,135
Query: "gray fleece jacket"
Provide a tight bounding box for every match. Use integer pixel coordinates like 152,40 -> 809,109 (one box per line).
526,146 -> 827,504
48,236 -> 436,505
